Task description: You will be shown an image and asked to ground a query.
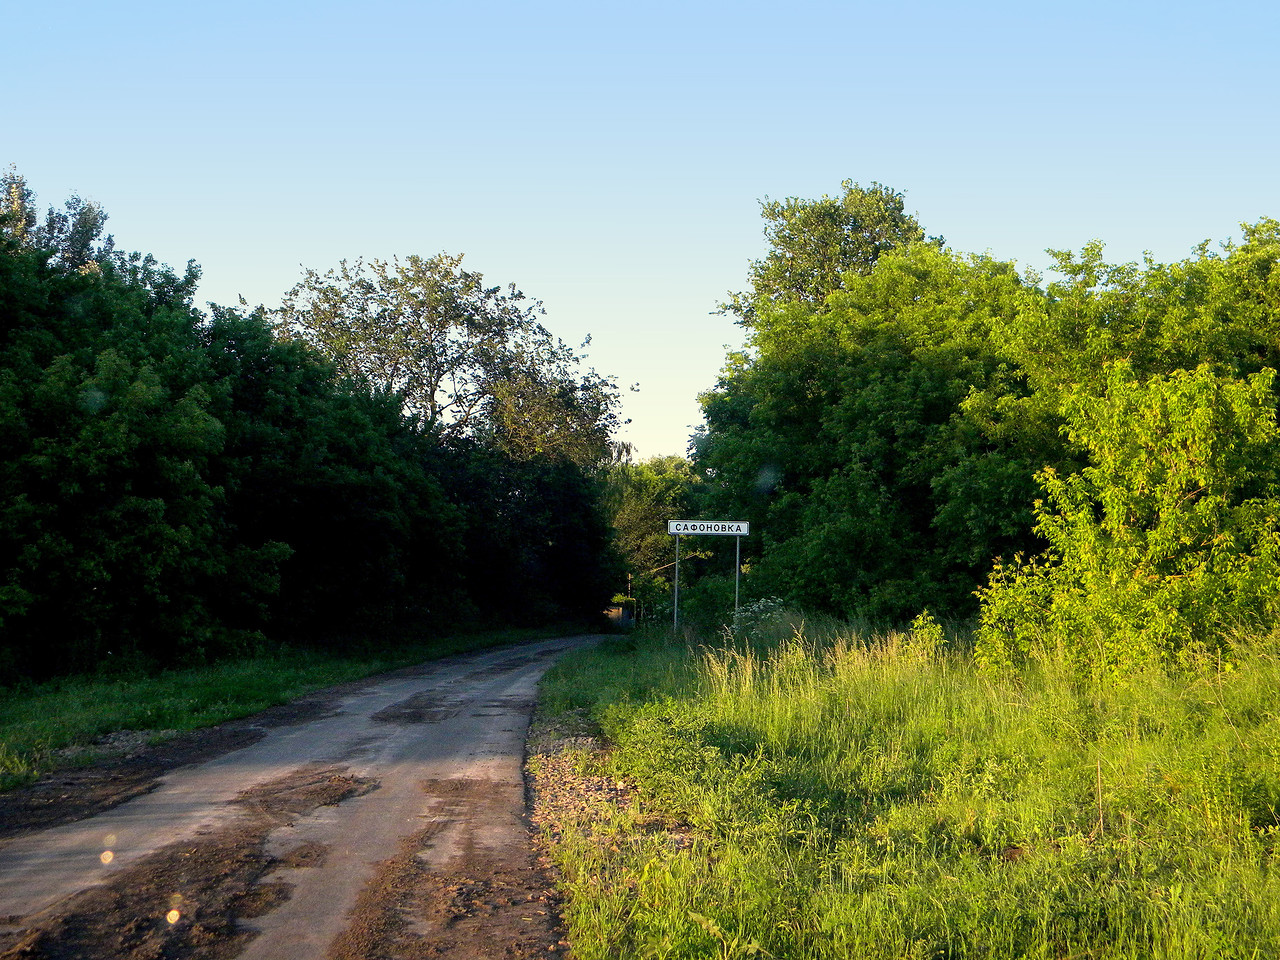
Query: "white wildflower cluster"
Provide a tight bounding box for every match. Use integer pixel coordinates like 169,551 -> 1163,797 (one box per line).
729,596 -> 789,641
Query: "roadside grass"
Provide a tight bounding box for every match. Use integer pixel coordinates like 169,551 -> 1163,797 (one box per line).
537,618 -> 1280,959
0,623 -> 583,791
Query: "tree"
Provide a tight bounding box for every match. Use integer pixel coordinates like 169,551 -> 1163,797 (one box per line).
977,363 -> 1280,679
2,166 -> 114,270
275,253 -> 621,466
605,456 -> 698,619
720,180 -> 933,324
697,243 -> 1043,622
0,231 -> 256,674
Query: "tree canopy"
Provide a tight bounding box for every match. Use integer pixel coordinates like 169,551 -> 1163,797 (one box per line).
720,180 -> 932,325
3,166 -> 115,270
695,180 -> 1280,674
275,253 -> 622,467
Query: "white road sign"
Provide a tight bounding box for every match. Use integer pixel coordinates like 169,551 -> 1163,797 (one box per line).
667,520 -> 749,536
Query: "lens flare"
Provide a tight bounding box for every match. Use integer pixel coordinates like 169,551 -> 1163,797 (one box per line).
166,909 -> 181,925
100,850 -> 114,865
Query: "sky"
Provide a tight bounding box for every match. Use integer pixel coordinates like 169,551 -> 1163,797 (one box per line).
8,0 -> 1279,458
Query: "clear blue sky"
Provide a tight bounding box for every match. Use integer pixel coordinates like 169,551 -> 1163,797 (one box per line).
9,0 -> 1278,457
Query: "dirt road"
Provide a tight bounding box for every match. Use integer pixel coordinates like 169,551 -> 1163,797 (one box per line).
0,635 -> 598,959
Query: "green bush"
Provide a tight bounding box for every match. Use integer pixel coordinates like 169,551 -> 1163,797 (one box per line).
978,362 -> 1280,680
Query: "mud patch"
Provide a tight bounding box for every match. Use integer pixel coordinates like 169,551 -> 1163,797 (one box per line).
463,655 -> 539,681
326,817 -> 568,958
0,766 -> 374,960
0,766 -> 165,844
234,765 -> 376,817
371,692 -> 461,725
276,839 -> 329,870
0,689 -> 370,844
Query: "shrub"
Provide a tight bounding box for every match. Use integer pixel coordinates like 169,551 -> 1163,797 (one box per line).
977,362 -> 1280,680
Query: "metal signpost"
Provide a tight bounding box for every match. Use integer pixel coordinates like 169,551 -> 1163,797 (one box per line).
667,520 -> 750,634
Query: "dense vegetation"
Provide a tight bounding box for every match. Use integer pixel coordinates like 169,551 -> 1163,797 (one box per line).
0,171 -> 621,683
555,185 -> 1280,957
688,181 -> 1280,676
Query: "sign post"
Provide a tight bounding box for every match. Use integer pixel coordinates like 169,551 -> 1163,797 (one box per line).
673,532 -> 679,635
666,521 -> 750,634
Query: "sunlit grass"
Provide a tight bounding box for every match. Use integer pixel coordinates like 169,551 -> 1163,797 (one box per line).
539,619 -> 1280,959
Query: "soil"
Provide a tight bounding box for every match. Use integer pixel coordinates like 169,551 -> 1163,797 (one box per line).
1,767 -> 374,960
325,778 -> 569,960
0,639 -> 602,960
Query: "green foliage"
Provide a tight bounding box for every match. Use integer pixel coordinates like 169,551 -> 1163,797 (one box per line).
1,173 -> 624,681
977,362 -> 1280,678
721,180 -> 932,324
698,242 -> 1043,622
604,455 -> 698,620
276,252 -> 622,467
539,624 -> 1280,959
538,626 -> 698,715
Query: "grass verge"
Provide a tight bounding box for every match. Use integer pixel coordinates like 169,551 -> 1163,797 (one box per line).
0,623 -> 581,791
536,617 -> 1280,959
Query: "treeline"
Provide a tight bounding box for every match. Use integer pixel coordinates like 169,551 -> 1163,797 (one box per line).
0,173 -> 619,682
681,182 -> 1280,677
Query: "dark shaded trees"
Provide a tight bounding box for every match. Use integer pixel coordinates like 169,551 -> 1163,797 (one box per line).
0,233 -> 271,674
1,177 -> 624,681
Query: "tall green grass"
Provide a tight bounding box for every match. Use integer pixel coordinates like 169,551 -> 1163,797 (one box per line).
539,619 -> 1280,959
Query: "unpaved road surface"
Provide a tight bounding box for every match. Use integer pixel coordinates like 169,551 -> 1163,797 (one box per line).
0,636 -> 599,959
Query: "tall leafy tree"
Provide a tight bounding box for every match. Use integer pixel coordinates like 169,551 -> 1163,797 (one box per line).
275,253 -> 621,466
698,243 -> 1043,621
720,180 -> 933,324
